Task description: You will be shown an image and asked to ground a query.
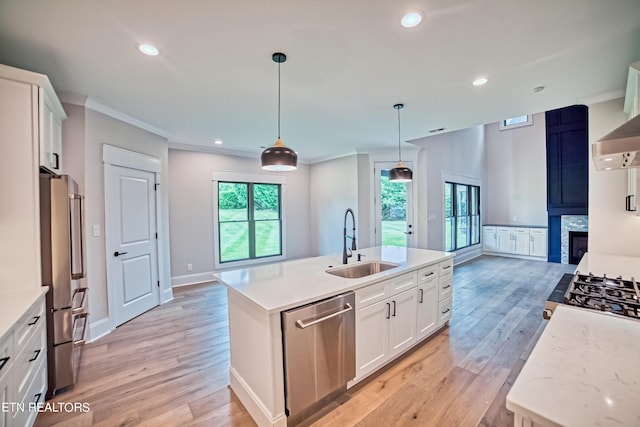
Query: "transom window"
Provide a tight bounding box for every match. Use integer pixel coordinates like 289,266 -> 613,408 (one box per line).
217,181 -> 282,263
445,182 -> 480,251
499,114 -> 533,130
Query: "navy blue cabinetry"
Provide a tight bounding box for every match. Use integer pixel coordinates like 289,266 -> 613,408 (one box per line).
546,105 -> 589,263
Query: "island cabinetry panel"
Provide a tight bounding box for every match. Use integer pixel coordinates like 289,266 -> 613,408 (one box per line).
0,292 -> 47,427
416,266 -> 438,340
354,271 -> 418,381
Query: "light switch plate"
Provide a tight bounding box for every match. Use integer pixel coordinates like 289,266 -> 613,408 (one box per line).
92,224 -> 100,237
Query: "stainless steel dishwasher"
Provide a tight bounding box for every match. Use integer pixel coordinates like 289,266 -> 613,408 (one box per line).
281,291 -> 355,425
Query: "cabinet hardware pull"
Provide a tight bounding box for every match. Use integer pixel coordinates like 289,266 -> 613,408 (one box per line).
386,302 -> 391,319
442,308 -> 450,314
28,315 -> 40,326
295,303 -> 353,329
392,301 -> 396,317
0,357 -> 9,371
442,265 -> 451,270
443,284 -> 451,289
419,289 -> 424,303
29,349 -> 41,362
52,153 -> 59,170
424,272 -> 434,277
34,393 -> 42,403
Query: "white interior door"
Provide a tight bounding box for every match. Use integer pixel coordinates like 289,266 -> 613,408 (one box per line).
374,161 -> 414,247
105,164 -> 160,327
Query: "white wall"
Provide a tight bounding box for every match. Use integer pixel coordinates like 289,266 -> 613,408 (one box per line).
412,126 -> 485,255
168,149 -> 311,283
484,112 -> 547,226
588,98 -> 640,256
309,155 -> 360,256
76,108 -> 171,339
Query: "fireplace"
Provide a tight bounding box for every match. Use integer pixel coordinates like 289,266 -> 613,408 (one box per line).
568,231 -> 588,265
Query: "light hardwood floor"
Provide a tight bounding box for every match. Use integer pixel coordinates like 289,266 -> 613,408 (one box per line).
35,256 -> 573,427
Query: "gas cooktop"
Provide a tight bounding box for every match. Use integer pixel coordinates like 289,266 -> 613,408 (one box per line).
563,273 -> 640,320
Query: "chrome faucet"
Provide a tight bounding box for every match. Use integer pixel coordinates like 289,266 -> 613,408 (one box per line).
343,208 -> 357,264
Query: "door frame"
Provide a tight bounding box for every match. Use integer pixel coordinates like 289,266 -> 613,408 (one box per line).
103,144 -> 163,331
372,160 -> 416,248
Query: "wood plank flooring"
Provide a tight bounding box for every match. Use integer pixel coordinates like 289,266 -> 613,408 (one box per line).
35,255 -> 573,427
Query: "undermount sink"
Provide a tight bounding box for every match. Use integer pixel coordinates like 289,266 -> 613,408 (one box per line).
326,260 -> 400,279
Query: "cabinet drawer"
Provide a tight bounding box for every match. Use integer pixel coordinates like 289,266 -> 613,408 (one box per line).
355,281 -> 387,308
387,272 -> 417,296
530,228 -> 547,236
512,228 -> 530,235
438,297 -> 452,325
14,321 -> 46,404
438,259 -> 453,276
483,226 -> 496,233
13,356 -> 46,427
0,330 -> 13,378
439,273 -> 453,301
497,227 -> 512,233
417,265 -> 438,285
14,300 -> 45,352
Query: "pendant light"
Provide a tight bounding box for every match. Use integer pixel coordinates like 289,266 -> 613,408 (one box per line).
389,103 -> 413,182
261,52 -> 298,171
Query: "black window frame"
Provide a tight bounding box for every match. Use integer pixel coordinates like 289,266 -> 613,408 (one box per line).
445,182 -> 481,251
217,181 -> 283,264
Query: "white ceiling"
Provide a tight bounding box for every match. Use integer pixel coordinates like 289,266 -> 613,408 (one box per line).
1,0 -> 639,162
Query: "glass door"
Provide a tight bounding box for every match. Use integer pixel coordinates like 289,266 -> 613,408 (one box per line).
374,162 -> 414,247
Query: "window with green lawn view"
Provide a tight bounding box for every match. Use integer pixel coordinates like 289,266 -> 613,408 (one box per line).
445,182 -> 480,251
217,181 -> 282,263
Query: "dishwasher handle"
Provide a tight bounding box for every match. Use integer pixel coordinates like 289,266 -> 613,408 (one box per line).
295,303 -> 353,329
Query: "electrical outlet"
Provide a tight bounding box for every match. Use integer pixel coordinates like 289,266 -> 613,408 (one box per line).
187,263 -> 193,272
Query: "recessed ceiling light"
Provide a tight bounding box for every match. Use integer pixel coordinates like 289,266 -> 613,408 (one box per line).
213,139 -> 223,145
473,77 -> 488,86
604,167 -> 612,170
401,12 -> 423,28
137,43 -> 159,56
603,157 -> 613,162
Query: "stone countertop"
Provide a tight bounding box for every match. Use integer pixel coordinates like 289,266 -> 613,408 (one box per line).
213,246 -> 453,314
575,252 -> 640,279
0,287 -> 48,342
506,305 -> 640,426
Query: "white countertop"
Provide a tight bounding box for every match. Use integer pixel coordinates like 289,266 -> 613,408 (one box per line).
0,287 -> 48,341
576,253 -> 640,279
213,246 -> 453,313
506,305 -> 640,427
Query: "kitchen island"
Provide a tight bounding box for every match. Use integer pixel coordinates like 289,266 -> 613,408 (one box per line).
506,253 -> 640,426
214,246 -> 453,427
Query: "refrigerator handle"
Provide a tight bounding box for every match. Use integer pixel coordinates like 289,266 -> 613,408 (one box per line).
69,194 -> 85,280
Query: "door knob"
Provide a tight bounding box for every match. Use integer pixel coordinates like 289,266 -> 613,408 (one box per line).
113,251 -> 128,257
404,231 -> 413,235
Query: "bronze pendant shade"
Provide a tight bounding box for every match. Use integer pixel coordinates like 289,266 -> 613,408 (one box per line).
389,103 -> 413,182
261,52 -> 298,171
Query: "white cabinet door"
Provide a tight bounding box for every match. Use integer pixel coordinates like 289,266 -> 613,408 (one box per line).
416,279 -> 438,340
483,227 -> 498,252
513,234 -> 530,255
39,89 -> 62,173
389,288 -> 417,358
355,300 -> 389,380
497,232 -> 513,253
529,230 -> 547,258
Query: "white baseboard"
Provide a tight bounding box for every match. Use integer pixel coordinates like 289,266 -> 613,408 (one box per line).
161,287 -> 174,303
87,317 -> 112,343
229,367 -> 287,427
482,251 -> 548,262
453,247 -> 482,265
171,271 -> 217,287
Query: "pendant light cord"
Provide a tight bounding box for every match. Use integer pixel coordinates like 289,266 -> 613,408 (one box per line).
397,106 -> 402,162
277,61 -> 281,139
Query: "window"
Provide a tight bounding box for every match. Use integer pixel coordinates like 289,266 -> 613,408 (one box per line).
445,182 -> 480,251
217,181 -> 282,264
499,114 -> 533,130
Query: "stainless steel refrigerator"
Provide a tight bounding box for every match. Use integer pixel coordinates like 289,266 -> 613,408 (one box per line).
39,173 -> 88,398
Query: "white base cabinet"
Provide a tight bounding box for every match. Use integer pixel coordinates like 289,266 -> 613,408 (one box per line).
483,226 -> 547,259
354,258 -> 454,384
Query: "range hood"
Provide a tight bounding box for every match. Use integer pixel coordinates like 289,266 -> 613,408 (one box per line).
592,113 -> 640,170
